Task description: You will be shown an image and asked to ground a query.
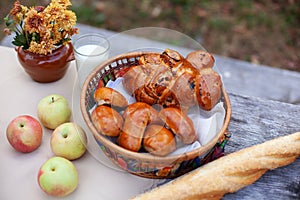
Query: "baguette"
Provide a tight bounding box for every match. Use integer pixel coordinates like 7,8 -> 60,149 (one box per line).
131,132 -> 300,200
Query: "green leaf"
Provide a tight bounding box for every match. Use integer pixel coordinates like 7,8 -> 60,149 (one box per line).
12,34 -> 28,48
3,15 -> 8,22
5,19 -> 15,27
55,38 -> 70,46
31,32 -> 40,42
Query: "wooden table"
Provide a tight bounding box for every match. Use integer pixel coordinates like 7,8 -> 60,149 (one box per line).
3,23 -> 300,105
0,43 -> 299,200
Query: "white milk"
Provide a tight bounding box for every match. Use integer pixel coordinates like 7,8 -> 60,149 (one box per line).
75,44 -> 109,86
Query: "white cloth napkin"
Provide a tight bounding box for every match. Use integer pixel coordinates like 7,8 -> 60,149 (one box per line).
106,77 -> 226,155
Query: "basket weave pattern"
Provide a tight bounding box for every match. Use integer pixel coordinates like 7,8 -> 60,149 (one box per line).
81,52 -> 232,179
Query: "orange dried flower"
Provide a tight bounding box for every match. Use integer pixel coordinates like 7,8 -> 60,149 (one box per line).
24,9 -> 44,34
9,0 -> 21,16
3,0 -> 78,55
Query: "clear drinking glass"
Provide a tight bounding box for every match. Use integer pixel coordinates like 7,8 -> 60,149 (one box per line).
73,33 -> 110,87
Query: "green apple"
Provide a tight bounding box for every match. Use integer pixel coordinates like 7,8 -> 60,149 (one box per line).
50,122 -> 87,160
37,156 -> 78,197
6,115 -> 43,153
37,94 -> 71,129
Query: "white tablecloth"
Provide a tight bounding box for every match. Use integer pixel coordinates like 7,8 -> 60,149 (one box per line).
0,46 -> 159,200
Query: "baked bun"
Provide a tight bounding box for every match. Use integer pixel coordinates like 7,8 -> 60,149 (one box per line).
94,87 -> 128,108
159,107 -> 197,144
186,50 -> 215,70
143,125 -> 176,156
122,49 -> 222,110
118,102 -> 162,152
91,105 -> 123,137
195,68 -> 222,111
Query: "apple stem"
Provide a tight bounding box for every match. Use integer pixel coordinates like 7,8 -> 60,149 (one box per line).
52,96 -> 55,103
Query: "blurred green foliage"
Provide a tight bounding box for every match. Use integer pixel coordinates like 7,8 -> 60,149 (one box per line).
1,0 -> 299,70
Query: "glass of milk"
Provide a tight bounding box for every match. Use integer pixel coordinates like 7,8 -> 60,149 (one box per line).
73,34 -> 110,87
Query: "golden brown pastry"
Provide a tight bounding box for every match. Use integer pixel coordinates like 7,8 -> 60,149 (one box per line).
122,64 -> 153,96
159,107 -> 197,144
131,132 -> 300,200
118,102 -> 162,152
122,102 -> 162,125
117,131 -> 143,152
195,68 -> 222,111
169,71 -> 197,108
186,50 -> 215,70
91,105 -> 123,137
143,125 -> 176,156
122,49 -> 222,110
94,87 -> 128,108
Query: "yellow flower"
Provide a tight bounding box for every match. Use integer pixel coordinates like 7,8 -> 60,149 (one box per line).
4,0 -> 78,55
58,10 -> 77,30
51,0 -> 72,9
29,40 -> 53,55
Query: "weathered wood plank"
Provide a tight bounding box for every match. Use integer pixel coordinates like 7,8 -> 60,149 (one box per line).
223,93 -> 300,200
217,57 -> 300,105
2,23 -> 300,105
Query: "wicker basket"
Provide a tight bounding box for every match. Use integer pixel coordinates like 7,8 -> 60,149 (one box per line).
80,51 -> 232,179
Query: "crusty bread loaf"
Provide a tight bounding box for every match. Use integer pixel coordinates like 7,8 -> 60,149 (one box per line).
131,132 -> 300,200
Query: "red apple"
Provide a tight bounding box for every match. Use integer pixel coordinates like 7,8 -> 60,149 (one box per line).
6,115 -> 43,153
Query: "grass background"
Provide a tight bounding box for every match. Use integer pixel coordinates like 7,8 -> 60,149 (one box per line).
1,0 -> 299,71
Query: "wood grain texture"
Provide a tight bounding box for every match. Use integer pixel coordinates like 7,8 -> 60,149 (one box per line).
131,132 -> 299,200
223,93 -> 300,200
216,57 -> 300,105
132,93 -> 300,200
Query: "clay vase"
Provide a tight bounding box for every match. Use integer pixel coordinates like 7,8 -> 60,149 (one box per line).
16,43 -> 74,83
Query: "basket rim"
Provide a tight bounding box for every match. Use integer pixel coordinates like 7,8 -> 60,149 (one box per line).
80,51 -> 232,164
